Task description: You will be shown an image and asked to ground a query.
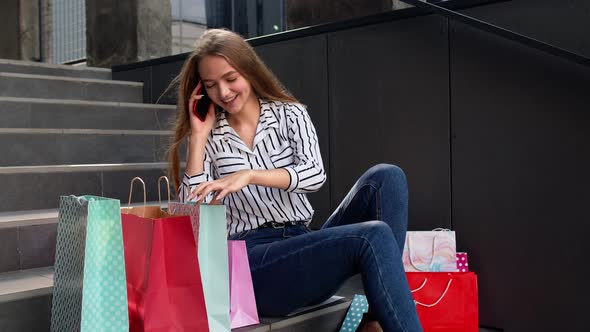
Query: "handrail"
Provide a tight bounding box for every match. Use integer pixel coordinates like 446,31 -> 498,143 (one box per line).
401,0 -> 590,68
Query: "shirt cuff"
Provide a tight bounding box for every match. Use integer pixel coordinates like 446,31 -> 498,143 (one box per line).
183,172 -> 208,187
284,167 -> 299,192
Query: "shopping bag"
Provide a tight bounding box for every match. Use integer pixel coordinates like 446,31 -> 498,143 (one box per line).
121,177 -> 209,331
406,272 -> 478,332
228,240 -> 259,328
402,229 -> 457,272
51,195 -> 129,332
338,294 -> 369,332
168,202 -> 231,332
457,252 -> 469,272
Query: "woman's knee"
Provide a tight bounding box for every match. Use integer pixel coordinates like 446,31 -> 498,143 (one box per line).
365,163 -> 407,190
353,221 -> 402,264
361,220 -> 396,245
371,163 -> 406,180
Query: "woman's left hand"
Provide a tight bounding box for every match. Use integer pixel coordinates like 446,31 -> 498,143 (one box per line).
187,170 -> 253,203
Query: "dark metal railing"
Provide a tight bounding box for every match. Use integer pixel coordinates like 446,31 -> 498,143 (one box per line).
401,0 -> 590,68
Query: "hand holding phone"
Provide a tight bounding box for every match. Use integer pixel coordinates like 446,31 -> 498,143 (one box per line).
192,83 -> 211,122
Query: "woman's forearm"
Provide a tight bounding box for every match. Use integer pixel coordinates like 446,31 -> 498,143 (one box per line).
249,168 -> 291,190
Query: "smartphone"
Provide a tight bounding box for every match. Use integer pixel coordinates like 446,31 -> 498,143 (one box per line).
193,84 -> 211,121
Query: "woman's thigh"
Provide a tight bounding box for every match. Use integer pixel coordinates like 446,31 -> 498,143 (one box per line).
247,221 -> 396,316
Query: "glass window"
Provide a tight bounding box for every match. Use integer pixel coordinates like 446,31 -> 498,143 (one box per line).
171,0 -> 208,54
51,0 -> 86,64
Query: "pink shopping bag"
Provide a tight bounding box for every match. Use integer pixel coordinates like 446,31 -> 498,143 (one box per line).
228,240 -> 260,329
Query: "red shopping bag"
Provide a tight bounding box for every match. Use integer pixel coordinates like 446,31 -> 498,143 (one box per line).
406,272 -> 478,332
122,205 -> 209,331
121,177 -> 209,332
228,240 -> 259,329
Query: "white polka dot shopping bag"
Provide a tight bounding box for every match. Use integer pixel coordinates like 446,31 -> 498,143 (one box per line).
51,195 -> 129,332
339,294 -> 369,332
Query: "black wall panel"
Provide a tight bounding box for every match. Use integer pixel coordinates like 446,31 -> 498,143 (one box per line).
328,16 -> 451,231
151,61 -> 185,105
254,35 -> 332,229
112,66 -> 152,103
113,60 -> 184,105
459,0 -> 590,59
451,21 -> 590,331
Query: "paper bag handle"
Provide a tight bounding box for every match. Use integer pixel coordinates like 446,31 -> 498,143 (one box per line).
157,176 -> 171,208
407,229 -> 451,271
126,177 -> 147,216
410,278 -> 453,307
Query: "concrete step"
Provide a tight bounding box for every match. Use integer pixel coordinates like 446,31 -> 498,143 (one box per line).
0,267 -> 53,332
0,128 -> 174,166
0,214 -> 57,273
260,298 -> 351,331
0,266 -> 349,332
0,58 -> 111,80
0,72 -> 143,103
0,200 -> 170,274
0,97 -> 175,130
0,163 -> 176,213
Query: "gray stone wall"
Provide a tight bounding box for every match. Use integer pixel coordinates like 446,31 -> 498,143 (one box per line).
86,0 -> 171,68
137,0 -> 172,62
0,0 -> 42,61
19,0 -> 41,61
41,0 -> 53,63
0,0 -> 22,59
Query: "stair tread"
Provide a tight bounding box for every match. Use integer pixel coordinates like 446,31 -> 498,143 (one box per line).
0,59 -> 110,73
0,162 -> 173,174
0,72 -> 142,86
0,128 -> 172,135
0,201 -> 168,227
0,96 -> 175,109
0,267 -> 54,302
0,208 -> 59,226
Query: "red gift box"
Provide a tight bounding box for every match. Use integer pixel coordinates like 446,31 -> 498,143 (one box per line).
406,272 -> 478,332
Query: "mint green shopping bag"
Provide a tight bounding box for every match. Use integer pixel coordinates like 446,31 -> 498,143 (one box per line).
169,203 -> 231,332
339,294 -> 369,332
51,195 -> 129,332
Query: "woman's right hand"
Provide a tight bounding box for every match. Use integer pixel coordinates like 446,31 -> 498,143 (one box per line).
188,81 -> 216,138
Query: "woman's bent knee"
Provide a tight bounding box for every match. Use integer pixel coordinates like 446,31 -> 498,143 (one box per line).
361,220 -> 396,244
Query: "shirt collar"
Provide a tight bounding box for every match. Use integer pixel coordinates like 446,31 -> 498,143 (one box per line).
211,98 -> 279,142
258,99 -> 280,131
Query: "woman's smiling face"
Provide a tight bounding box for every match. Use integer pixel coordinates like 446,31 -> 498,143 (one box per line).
198,55 -> 256,115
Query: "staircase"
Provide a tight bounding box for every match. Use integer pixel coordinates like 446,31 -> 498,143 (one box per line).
0,59 -> 176,331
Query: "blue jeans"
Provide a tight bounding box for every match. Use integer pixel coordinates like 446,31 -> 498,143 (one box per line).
229,164 -> 422,332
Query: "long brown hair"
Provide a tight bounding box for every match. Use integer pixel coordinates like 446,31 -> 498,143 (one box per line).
167,28 -> 298,192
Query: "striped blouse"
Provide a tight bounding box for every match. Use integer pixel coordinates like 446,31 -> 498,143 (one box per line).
180,99 -> 327,235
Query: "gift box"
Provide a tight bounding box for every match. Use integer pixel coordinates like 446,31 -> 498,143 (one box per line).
456,252 -> 469,272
